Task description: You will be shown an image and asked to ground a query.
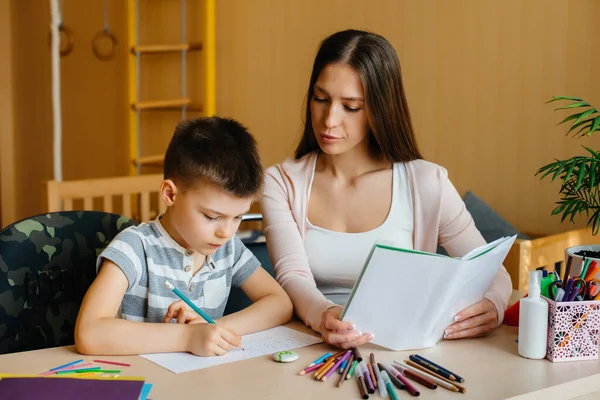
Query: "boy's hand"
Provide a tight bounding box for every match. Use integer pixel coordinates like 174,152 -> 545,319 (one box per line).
163,300 -> 205,324
186,324 -> 243,356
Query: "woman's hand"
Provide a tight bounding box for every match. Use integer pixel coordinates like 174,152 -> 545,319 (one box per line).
319,306 -> 373,349
444,299 -> 498,339
163,300 -> 206,324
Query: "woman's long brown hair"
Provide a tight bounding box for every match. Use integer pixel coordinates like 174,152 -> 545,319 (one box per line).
295,29 -> 422,162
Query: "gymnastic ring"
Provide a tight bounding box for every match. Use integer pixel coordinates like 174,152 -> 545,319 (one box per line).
47,25 -> 74,57
92,29 -> 118,61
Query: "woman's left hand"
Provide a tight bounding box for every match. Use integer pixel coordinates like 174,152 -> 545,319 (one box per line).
444,299 -> 498,339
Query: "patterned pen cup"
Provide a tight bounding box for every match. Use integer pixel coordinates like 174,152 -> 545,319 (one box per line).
545,297 -> 600,362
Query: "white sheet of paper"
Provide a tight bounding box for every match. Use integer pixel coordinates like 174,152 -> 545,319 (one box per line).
141,326 -> 323,373
341,235 -> 516,351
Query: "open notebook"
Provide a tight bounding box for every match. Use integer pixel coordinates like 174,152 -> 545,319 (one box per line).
141,326 -> 322,373
340,235 -> 517,351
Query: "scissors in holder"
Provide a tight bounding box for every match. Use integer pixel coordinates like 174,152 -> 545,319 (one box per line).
548,280 -> 566,302
563,278 -> 596,301
581,280 -> 598,301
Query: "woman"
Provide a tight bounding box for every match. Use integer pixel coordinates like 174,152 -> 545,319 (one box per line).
261,29 -> 511,349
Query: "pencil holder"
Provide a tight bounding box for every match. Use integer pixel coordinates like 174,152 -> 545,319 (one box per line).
544,297 -> 600,362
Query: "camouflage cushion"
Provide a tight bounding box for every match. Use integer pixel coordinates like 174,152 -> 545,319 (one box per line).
0,211 -> 136,355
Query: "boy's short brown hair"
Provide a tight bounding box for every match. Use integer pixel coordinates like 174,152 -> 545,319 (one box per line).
164,117 -> 263,198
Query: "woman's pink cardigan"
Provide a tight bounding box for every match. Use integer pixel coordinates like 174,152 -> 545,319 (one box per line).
261,152 -> 512,332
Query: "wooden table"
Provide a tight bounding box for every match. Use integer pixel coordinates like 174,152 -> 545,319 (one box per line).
1,320 -> 600,400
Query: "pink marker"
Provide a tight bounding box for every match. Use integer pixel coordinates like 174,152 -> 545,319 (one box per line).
93,359 -> 131,367
386,363 -> 420,397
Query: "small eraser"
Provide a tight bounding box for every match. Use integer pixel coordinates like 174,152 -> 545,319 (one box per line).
272,351 -> 299,363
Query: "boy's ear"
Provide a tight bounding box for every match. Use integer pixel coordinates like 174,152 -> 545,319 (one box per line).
160,179 -> 178,206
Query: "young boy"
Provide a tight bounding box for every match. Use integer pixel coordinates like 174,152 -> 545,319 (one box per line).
75,117 -> 293,357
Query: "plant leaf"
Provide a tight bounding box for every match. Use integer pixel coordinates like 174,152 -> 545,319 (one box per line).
555,101 -> 590,111
589,115 -> 600,134
575,159 -> 587,190
546,96 -> 583,103
537,160 -> 565,180
594,211 -> 600,235
587,211 -> 597,227
568,117 -> 595,133
570,203 -> 583,223
538,168 -> 554,179
583,146 -> 600,159
538,159 -> 561,171
576,122 -> 594,138
573,108 -> 598,126
557,113 -> 583,126
563,159 -> 579,183
551,163 -> 568,181
561,202 -> 576,223
552,202 -> 569,215
589,160 -> 596,190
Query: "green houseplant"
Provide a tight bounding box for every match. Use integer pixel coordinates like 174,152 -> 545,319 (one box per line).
537,97 -> 600,234
537,96 -> 600,262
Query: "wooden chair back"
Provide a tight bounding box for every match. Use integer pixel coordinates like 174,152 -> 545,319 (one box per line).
44,174 -> 164,223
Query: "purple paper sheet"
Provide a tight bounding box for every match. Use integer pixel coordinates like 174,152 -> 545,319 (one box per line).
0,377 -> 145,400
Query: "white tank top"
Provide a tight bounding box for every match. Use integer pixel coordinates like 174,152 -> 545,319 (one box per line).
304,162 -> 414,305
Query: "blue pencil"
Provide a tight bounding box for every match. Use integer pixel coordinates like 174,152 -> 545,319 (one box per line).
50,359 -> 83,371
308,352 -> 331,367
339,359 -> 348,373
164,280 -> 216,324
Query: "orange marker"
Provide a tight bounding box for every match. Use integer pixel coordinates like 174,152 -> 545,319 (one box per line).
584,261 -> 599,281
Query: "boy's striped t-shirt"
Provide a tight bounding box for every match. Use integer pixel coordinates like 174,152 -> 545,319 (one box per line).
97,216 -> 260,322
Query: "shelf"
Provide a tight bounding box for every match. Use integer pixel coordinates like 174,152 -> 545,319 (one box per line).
131,42 -> 203,54
132,98 -> 190,110
134,155 -> 164,166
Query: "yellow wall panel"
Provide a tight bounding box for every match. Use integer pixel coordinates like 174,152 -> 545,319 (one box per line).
216,0 -> 600,236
